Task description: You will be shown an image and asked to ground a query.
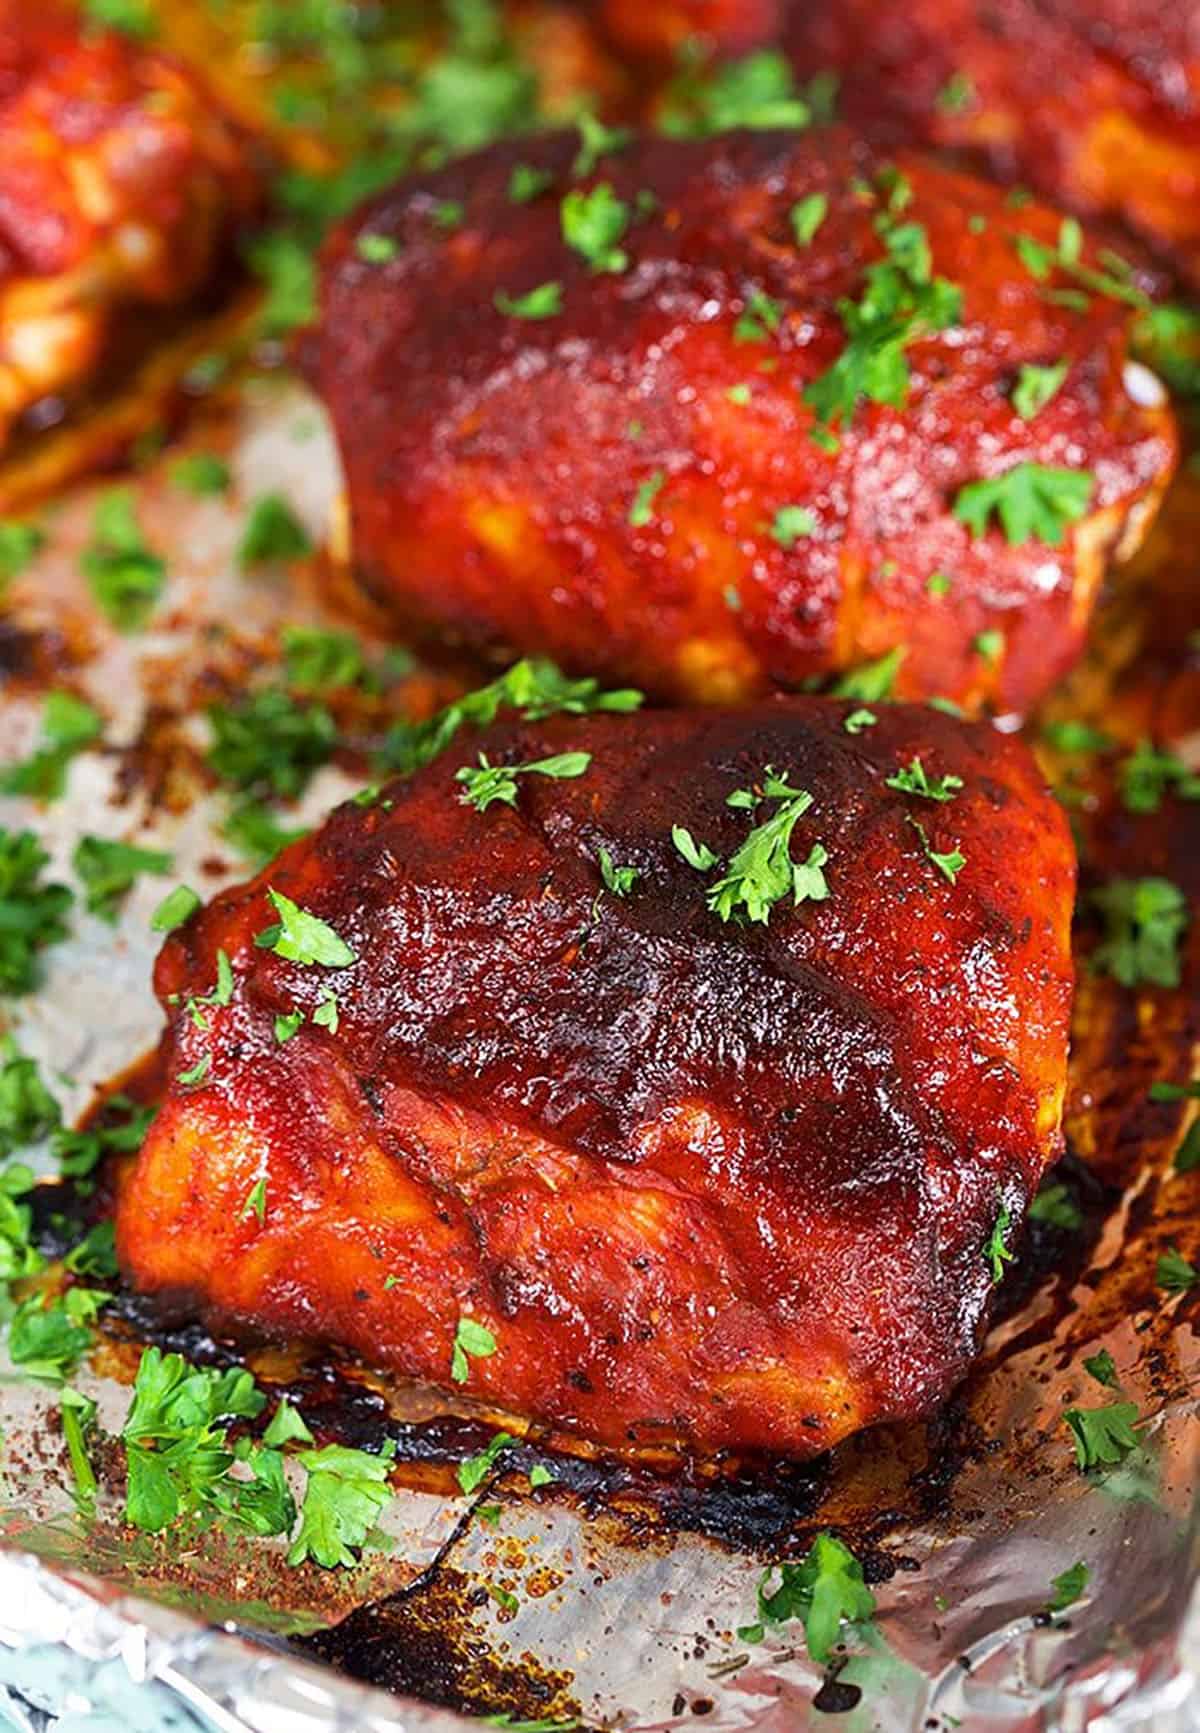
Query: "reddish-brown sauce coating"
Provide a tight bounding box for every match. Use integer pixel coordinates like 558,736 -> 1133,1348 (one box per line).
0,0 -> 260,437
594,0 -> 1200,287
116,698 -> 1075,1458
310,128 -> 1174,713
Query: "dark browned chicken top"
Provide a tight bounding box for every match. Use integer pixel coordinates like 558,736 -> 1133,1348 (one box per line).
117,696 -> 1075,1458
309,127 -> 1173,715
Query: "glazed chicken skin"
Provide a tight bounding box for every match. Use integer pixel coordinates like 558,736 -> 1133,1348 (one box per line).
0,1 -> 259,440
595,0 -> 1200,290
116,698 -> 1075,1459
310,128 -> 1175,713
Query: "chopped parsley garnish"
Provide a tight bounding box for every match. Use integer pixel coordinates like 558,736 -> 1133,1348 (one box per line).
769,505 -> 816,547
1156,1247 -> 1197,1293
886,757 -> 962,803
82,0 -> 155,37
843,708 -> 877,734
953,463 -> 1093,545
494,282 -> 563,320
222,800 -> 307,867
672,826 -> 718,872
726,383 -> 752,404
734,288 -> 783,345
1013,360 -> 1069,420
72,836 -> 172,921
0,520 -> 43,584
241,1177 -> 268,1223
1027,1182 -> 1081,1230
1047,1561 -> 1089,1614
790,193 -> 827,246
737,1532 -> 875,1663
151,884 -> 201,933
287,1441 -> 395,1565
1042,719 -> 1113,754
830,646 -> 905,701
660,48 -> 810,136
263,1398 -> 314,1448
629,470 -> 666,527
458,1430 -> 516,1496
61,1387 -> 98,1510
238,495 -> 313,568
456,751 -> 591,812
985,1202 -> 1015,1282
1083,1348 -> 1118,1388
0,829 -> 73,994
207,688 -> 336,799
177,1054 -> 211,1088
561,183 -> 630,274
274,1012 -> 303,1044
0,691 -> 102,801
356,232 -> 400,264
81,490 -> 166,630
1118,740 -> 1200,814
0,1040 -> 60,1157
282,626 -> 366,694
53,1096 -> 155,1180
1063,1401 -> 1142,1470
572,112 -> 631,178
451,1316 -> 498,1383
803,222 -> 961,428
121,1347 -> 292,1538
509,163 -> 553,204
1132,302 -> 1200,398
255,888 -> 356,968
598,848 -> 638,899
909,817 -> 965,884
314,991 -> 340,1032
245,230 -> 316,336
1090,876 -> 1187,989
8,1286 -> 109,1382
973,629 -> 1005,667
935,71 -> 974,113
379,658 -> 641,776
0,1161 -> 41,1284
707,769 -> 827,925
926,571 -> 953,596
170,452 -> 231,496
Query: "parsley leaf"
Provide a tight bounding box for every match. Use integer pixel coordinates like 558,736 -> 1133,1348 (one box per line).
672,826 -> 718,871
886,757 -> 962,802
1063,1401 -> 1142,1470
831,646 -> 905,701
1118,740 -> 1200,814
379,659 -> 640,776
738,1533 -> 875,1663
0,1161 -> 42,1285
72,836 -> 172,921
571,112 -> 631,177
245,230 -> 316,336
509,163 -> 553,204
455,751 -> 591,812
495,282 -> 562,320
770,505 -> 816,547
255,888 -> 355,968
0,520 -> 43,584
790,193 -> 827,246
222,800 -> 307,867
458,1430 -> 516,1496
1156,1247 -> 1197,1293
282,626 -> 366,694
0,829 -> 73,994
151,884 -> 201,933
1012,359 -> 1069,420
263,1398 -> 314,1448
1047,1560 -> 1089,1613
451,1316 -> 498,1383
9,1286 -> 109,1382
598,848 -> 637,898
985,1200 -> 1016,1282
81,490 -> 166,630
629,471 -> 666,527
242,1177 -> 268,1222
953,463 -> 1093,545
0,1040 -> 60,1157
238,495 -> 312,568
53,1095 -> 154,1181
707,769 -> 827,925
1083,1348 -> 1118,1388
1027,1181 -> 1082,1230
1090,876 -> 1187,989
82,0 -> 155,37
289,1441 -> 396,1567
660,48 -> 810,136
843,708 -> 877,734
561,183 -> 630,274
0,692 -> 102,801
356,233 -> 400,264
170,453 -> 231,497
909,816 -> 965,884
207,688 -> 336,799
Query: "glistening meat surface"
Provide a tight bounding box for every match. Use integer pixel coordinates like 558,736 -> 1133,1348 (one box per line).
116,698 -> 1075,1459
309,127 -> 1175,713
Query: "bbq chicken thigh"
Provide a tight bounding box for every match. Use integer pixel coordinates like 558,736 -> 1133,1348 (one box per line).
0,1 -> 259,442
117,697 -> 1075,1459
310,129 -> 1175,714
596,0 -> 1200,290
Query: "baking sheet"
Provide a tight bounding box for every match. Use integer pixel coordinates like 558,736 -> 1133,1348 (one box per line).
0,359 -> 1197,1731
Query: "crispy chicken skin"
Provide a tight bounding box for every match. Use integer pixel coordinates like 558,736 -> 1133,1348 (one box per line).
596,0 -> 1200,289
0,1 -> 259,439
309,129 -> 1175,713
116,699 -> 1075,1458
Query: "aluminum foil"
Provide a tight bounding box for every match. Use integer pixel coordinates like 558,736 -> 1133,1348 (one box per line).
1,374 -> 1198,1733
